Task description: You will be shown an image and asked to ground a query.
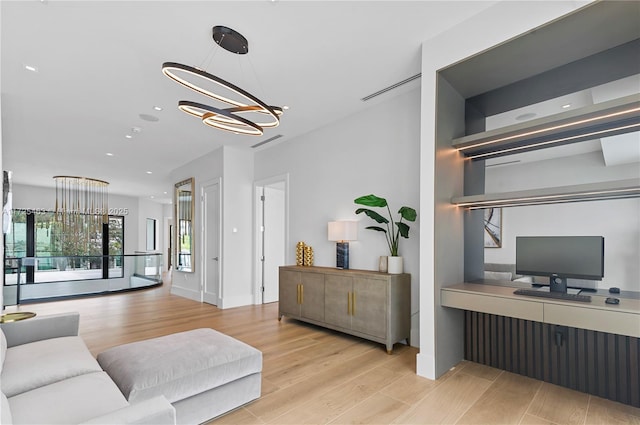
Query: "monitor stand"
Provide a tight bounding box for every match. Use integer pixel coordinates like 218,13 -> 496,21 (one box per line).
549,275 -> 567,293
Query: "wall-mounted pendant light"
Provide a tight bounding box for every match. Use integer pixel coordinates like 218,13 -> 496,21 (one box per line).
162,26 -> 284,136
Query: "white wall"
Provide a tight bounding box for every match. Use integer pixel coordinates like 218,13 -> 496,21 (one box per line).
137,198 -> 164,253
221,146 -> 254,308
169,148 -> 223,302
485,151 -> 640,290
255,88 -> 421,344
168,145 -> 255,308
419,1 -> 590,379
486,151 -> 640,193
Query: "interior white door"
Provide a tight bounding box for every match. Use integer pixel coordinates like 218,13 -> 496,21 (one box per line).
262,185 -> 285,303
203,182 -> 220,305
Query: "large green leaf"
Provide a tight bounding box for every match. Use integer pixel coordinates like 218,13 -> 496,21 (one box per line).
354,194 -> 387,208
355,208 -> 389,224
398,206 -> 417,222
396,222 -> 410,238
365,226 -> 387,233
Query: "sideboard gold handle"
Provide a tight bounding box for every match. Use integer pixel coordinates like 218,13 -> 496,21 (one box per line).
352,291 -> 356,316
300,284 -> 304,304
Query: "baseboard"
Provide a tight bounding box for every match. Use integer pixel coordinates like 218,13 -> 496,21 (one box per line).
219,294 -> 254,309
170,285 -> 201,302
416,352 -> 436,380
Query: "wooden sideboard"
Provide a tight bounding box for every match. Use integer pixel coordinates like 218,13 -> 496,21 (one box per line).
279,266 -> 411,353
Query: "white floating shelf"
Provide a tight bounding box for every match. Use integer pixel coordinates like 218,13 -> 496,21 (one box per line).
451,178 -> 640,209
453,94 -> 640,160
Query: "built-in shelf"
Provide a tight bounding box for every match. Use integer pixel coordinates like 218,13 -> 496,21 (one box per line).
451,178 -> 640,209
452,93 -> 640,160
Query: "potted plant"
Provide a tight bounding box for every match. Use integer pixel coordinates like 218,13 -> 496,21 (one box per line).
354,194 -> 417,274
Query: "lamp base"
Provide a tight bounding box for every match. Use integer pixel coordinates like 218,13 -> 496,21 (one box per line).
336,242 -> 349,269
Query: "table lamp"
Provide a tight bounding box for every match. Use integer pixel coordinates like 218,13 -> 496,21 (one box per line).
328,221 -> 358,269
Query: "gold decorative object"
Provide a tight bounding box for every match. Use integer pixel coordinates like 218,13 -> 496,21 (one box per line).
0,312 -> 36,323
296,241 -> 305,266
303,245 -> 314,267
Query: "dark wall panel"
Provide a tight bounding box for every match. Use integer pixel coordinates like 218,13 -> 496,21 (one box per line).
464,311 -> 640,408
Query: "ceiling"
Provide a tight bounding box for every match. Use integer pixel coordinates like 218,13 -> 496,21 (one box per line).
1,0 -> 499,204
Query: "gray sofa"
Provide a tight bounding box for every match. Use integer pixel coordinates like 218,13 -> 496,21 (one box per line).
0,313 -> 176,425
1,313 -> 263,425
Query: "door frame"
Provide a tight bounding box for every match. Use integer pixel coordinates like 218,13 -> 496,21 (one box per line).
201,178 -> 222,305
253,173 -> 289,304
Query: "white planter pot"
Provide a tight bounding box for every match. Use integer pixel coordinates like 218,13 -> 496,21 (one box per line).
387,256 -> 403,274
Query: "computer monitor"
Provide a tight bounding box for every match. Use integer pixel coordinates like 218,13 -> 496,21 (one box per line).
515,236 -> 604,293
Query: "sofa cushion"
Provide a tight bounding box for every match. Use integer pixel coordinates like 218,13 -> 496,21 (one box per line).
1,336 -> 102,397
98,328 -> 262,403
1,391 -> 12,425
8,372 -> 129,425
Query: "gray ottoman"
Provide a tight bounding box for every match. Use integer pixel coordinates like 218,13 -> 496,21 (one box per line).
97,328 -> 262,425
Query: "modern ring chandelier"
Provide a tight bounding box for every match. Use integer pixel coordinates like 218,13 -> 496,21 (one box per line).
162,26 -> 283,136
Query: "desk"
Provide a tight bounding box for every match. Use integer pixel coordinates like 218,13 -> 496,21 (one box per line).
441,281 -> 640,337
441,281 -> 640,408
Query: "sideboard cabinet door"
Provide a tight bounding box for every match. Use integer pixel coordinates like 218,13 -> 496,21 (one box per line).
279,269 -> 301,318
299,272 -> 325,322
324,274 -> 352,329
351,276 -> 388,339
279,269 -> 325,322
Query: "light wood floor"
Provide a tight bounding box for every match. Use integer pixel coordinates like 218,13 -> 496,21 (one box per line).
5,277 -> 640,425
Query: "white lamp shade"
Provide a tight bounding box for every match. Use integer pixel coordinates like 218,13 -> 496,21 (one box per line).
328,221 -> 358,242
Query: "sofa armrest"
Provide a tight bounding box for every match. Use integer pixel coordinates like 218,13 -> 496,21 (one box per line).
79,396 -> 176,425
0,312 -> 79,347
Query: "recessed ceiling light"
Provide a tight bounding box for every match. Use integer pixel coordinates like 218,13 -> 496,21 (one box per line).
106,152 -> 114,156
562,103 -> 571,109
24,64 -> 38,72
150,196 -> 155,199
153,106 -> 163,111
163,191 -> 168,195
139,114 -> 159,122
146,171 -> 153,174
125,134 -> 133,139
283,105 -> 290,110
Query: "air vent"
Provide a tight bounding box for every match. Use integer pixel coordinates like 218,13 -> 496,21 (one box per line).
251,134 -> 283,148
361,73 -> 422,102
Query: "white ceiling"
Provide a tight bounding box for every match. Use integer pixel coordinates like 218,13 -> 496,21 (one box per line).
1,0 -> 499,203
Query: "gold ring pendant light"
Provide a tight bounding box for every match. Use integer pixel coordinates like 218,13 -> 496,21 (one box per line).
162,26 -> 283,136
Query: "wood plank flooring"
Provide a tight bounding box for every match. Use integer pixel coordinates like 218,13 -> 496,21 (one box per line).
5,278 -> 640,424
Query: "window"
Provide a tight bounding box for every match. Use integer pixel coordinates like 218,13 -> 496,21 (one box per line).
3,209 -> 124,284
